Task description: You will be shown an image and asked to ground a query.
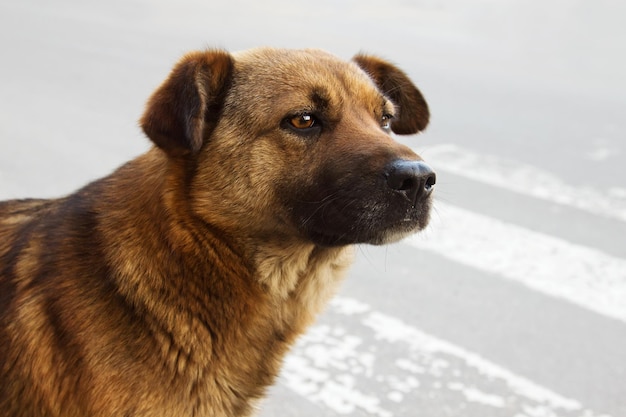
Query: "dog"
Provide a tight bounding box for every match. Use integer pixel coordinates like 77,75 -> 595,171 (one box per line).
0,47 -> 435,416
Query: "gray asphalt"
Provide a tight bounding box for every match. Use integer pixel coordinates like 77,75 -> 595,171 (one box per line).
1,1 -> 625,416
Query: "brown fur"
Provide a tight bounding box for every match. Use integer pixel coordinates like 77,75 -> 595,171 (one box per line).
0,48 -> 434,417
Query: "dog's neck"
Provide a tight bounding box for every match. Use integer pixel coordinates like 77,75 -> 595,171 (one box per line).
253,239 -> 354,328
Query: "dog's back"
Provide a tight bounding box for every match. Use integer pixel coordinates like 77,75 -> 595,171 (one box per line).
0,195 -> 98,416
0,190 -> 130,417
0,198 -> 52,245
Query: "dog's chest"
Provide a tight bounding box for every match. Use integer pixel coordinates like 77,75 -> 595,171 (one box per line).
144,245 -> 355,417
256,245 -> 354,318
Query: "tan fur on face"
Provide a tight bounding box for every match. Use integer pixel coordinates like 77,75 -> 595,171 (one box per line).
0,47 -> 432,417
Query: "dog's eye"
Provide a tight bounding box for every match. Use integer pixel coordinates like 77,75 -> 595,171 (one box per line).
288,113 -> 316,130
282,112 -> 322,138
381,114 -> 394,131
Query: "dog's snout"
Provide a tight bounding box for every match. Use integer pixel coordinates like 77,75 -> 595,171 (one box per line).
386,160 -> 436,204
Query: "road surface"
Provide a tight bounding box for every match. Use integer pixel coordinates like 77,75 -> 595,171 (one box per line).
1,1 -> 624,416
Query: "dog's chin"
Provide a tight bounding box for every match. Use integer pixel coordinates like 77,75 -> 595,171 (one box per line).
367,222 -> 425,246
365,211 -> 432,246
303,209 -> 431,247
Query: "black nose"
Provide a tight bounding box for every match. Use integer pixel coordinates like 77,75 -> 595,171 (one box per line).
385,160 -> 436,204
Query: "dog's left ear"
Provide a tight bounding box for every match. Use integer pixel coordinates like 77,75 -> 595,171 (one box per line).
353,54 -> 429,135
141,50 -> 234,156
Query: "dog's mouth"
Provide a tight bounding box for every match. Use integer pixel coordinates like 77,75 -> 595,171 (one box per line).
293,191 -> 433,247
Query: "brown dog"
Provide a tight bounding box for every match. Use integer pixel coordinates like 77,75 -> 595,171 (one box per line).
0,48 -> 435,416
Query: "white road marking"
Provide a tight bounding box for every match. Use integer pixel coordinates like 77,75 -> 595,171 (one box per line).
282,324 -> 392,417
406,202 -> 626,323
447,383 -> 507,408
362,310 -> 581,411
420,144 -> 626,222
279,297 -> 611,417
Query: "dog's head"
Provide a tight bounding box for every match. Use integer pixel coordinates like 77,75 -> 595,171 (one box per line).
141,48 -> 434,246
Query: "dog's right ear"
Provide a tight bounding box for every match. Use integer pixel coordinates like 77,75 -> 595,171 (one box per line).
141,50 -> 234,156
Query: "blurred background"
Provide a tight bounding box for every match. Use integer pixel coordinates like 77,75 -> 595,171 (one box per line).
1,1 -> 625,416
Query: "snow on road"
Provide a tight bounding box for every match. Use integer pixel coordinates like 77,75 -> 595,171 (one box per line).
279,297 -> 612,417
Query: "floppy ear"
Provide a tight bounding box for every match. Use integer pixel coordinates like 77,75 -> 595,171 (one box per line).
353,54 -> 429,135
141,50 -> 234,156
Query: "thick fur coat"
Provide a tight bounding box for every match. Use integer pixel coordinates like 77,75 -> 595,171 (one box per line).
0,48 -> 434,416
